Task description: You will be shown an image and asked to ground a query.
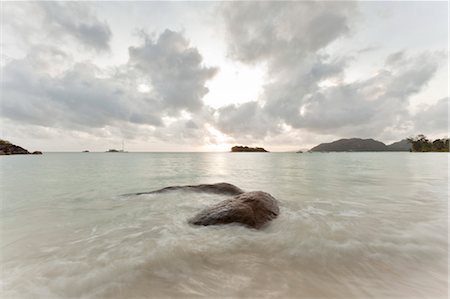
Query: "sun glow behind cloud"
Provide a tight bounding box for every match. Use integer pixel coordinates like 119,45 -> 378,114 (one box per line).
202,61 -> 266,109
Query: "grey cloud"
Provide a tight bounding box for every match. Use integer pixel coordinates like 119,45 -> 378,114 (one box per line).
215,1 -> 358,139
385,51 -> 405,66
221,1 -> 355,64
40,2 -> 112,51
413,98 -> 449,135
215,102 -> 278,139
2,30 -> 217,140
216,2 -> 443,141
128,30 -> 218,114
2,59 -> 161,130
4,2 -> 111,52
260,52 -> 438,138
357,45 -> 381,54
309,56 -> 349,80
384,54 -> 439,98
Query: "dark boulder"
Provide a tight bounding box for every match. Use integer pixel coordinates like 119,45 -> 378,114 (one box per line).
189,191 -> 279,229
32,151 -> 43,155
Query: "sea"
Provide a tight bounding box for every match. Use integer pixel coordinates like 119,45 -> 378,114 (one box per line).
0,152 -> 448,298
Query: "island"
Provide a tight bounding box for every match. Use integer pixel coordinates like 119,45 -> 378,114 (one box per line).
231,146 -> 269,152
309,138 -> 412,152
308,136 -> 448,152
0,139 -> 42,155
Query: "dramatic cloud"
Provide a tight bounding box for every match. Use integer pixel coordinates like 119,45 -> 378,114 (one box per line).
221,2 -> 355,64
285,52 -> 440,133
40,2 -> 112,51
129,29 -> 218,114
2,58 -> 159,130
215,2 -> 446,143
1,30 -> 217,138
215,1 -> 357,138
3,2 -> 111,52
215,101 -> 277,139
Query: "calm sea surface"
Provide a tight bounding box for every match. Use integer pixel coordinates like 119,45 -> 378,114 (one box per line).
1,152 -> 448,298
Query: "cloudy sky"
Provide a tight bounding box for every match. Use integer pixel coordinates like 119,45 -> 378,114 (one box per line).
1,1 -> 448,152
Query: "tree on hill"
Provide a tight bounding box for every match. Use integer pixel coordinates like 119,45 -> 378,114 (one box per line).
407,135 -> 449,152
0,139 -> 12,145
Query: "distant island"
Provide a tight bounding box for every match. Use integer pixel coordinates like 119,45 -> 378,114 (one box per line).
231,146 -> 268,152
309,138 -> 411,152
0,139 -> 42,155
106,149 -> 127,153
309,136 -> 449,152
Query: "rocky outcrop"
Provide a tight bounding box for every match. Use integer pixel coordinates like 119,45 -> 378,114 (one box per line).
129,183 -> 245,196
32,151 -> 43,155
231,146 -> 268,152
189,191 -> 279,229
0,140 -> 31,155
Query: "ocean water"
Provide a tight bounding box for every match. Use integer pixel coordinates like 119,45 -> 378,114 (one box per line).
0,152 -> 448,298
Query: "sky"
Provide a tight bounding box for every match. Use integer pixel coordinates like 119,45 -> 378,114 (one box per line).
1,1 -> 448,152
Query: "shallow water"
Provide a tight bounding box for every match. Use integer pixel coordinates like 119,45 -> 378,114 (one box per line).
0,152 -> 448,298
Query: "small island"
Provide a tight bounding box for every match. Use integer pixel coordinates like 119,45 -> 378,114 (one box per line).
0,139 -> 42,155
231,146 -> 269,152
106,149 -> 120,152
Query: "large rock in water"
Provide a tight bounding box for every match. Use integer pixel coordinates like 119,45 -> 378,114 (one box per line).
189,191 -> 279,229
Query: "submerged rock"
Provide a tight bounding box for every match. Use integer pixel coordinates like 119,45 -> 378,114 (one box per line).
131,182 -> 244,196
189,191 -> 279,229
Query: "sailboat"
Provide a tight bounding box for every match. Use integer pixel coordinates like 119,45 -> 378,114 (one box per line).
106,139 -> 128,153
119,139 -> 128,153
